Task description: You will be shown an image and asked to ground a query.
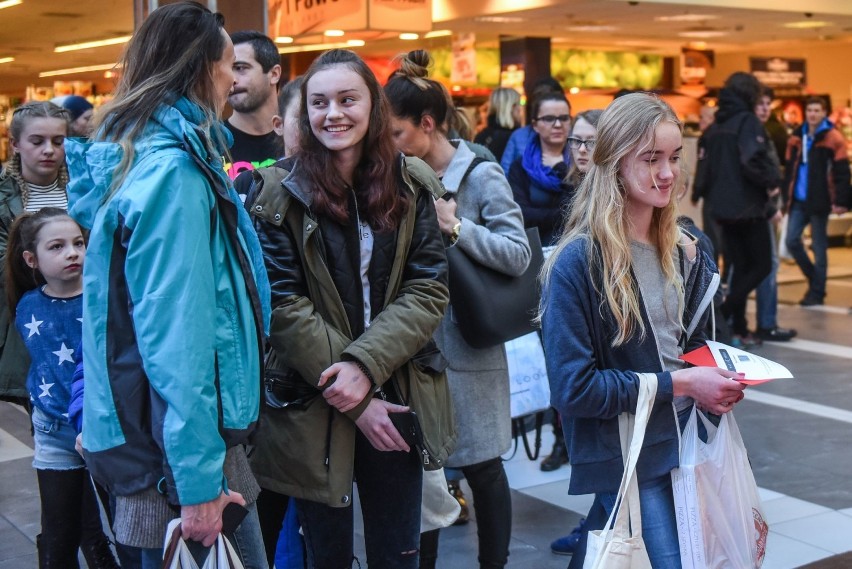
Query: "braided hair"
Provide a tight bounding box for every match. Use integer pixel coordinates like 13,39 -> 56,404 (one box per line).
7,102 -> 71,208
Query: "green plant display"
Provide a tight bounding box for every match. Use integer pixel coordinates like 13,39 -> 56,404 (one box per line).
428,48 -> 662,90
551,50 -> 663,90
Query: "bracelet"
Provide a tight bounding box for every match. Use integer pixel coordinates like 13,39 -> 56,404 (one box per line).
355,360 -> 374,385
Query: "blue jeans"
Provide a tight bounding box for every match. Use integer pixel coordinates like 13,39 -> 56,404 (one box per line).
568,475 -> 682,569
138,502 -> 268,569
785,202 -> 829,299
296,430 -> 422,569
755,223 -> 780,329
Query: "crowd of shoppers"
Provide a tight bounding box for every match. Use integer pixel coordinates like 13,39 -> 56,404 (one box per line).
4,2 -> 851,568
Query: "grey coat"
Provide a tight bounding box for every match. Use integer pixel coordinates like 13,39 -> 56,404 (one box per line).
435,142 -> 531,467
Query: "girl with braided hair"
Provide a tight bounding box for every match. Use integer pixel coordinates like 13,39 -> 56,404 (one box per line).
1,101 -> 71,406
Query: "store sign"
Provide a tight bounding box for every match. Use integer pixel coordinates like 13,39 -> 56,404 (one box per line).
451,33 -> 477,85
681,47 -> 714,86
270,0 -> 366,37
750,57 -> 806,88
268,0 -> 431,37
370,0 -> 432,31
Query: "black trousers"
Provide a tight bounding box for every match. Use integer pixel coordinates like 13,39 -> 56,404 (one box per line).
719,218 -> 773,336
37,468 -> 108,568
257,430 -> 422,569
420,457 -> 512,569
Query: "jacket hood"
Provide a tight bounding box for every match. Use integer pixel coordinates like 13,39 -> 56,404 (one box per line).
793,117 -> 835,139
714,87 -> 753,124
66,97 -> 233,229
440,139 -> 477,194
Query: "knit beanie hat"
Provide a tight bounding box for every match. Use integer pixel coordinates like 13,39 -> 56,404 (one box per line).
59,95 -> 94,121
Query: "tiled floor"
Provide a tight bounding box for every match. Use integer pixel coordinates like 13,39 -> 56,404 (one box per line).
1,248 -> 852,568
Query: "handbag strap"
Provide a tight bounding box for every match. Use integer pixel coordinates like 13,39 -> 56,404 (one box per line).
505,412 -> 545,461
599,372 -> 658,543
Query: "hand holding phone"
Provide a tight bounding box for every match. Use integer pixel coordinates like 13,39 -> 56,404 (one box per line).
221,502 -> 249,535
388,411 -> 423,449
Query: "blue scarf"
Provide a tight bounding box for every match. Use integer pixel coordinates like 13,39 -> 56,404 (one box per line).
173,98 -> 272,335
521,135 -> 567,193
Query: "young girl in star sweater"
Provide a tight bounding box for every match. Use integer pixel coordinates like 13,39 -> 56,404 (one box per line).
5,207 -> 117,568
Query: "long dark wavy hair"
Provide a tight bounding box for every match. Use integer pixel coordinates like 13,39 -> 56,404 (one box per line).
297,49 -> 407,232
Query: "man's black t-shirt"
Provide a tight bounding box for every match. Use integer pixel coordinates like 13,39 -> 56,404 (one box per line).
223,121 -> 284,184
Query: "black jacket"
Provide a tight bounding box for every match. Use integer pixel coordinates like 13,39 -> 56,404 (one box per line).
474,116 -> 516,164
508,158 -> 574,246
694,89 -> 782,222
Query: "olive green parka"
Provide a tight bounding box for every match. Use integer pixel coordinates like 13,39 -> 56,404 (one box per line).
249,156 -> 455,507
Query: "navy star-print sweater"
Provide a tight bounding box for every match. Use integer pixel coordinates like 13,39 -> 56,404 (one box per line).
15,288 -> 82,420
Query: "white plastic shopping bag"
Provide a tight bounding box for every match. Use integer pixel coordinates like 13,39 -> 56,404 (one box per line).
673,407 -> 768,569
162,518 -> 245,569
505,332 -> 550,418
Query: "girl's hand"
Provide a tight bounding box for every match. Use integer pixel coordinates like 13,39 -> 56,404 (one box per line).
434,198 -> 460,235
75,433 -> 83,458
354,399 -> 411,452
319,361 -> 372,413
671,366 -> 747,415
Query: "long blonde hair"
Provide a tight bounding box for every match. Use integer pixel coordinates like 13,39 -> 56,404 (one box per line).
540,93 -> 684,346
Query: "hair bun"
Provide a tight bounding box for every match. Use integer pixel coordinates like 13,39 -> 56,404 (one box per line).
399,50 -> 431,80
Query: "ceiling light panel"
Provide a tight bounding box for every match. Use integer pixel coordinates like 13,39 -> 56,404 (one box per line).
54,35 -> 132,53
655,14 -> 719,22
39,63 -> 116,77
783,21 -> 832,29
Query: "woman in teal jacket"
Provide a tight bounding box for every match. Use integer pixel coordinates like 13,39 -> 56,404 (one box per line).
65,3 -> 270,566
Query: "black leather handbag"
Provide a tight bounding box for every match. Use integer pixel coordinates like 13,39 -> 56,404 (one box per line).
446,227 -> 544,349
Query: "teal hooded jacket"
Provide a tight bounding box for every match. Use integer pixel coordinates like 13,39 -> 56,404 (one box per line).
66,97 -> 271,506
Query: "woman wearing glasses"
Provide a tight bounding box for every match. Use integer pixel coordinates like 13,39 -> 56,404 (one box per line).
507,91 -> 573,246
566,109 -> 603,188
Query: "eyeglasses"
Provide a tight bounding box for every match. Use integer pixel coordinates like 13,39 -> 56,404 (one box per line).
567,137 -> 596,150
535,114 -> 571,125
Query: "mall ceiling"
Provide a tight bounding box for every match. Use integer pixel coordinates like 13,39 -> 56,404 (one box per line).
2,0 -> 852,96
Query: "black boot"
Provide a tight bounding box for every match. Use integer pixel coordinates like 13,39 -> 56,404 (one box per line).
81,536 -> 120,569
37,533 -> 81,569
540,436 -> 569,472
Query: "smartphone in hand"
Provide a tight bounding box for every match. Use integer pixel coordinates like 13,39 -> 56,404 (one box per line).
221,502 -> 249,535
388,411 -> 422,448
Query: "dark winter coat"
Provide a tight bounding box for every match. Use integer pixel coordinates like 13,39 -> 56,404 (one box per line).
474,116 -> 516,164
694,88 -> 782,222
508,158 -> 574,246
0,172 -> 28,401
248,156 -> 453,506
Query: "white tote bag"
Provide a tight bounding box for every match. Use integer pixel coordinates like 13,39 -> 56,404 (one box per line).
420,467 -> 461,532
505,332 -> 551,419
162,519 -> 246,569
673,407 -> 768,569
583,373 -> 657,569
